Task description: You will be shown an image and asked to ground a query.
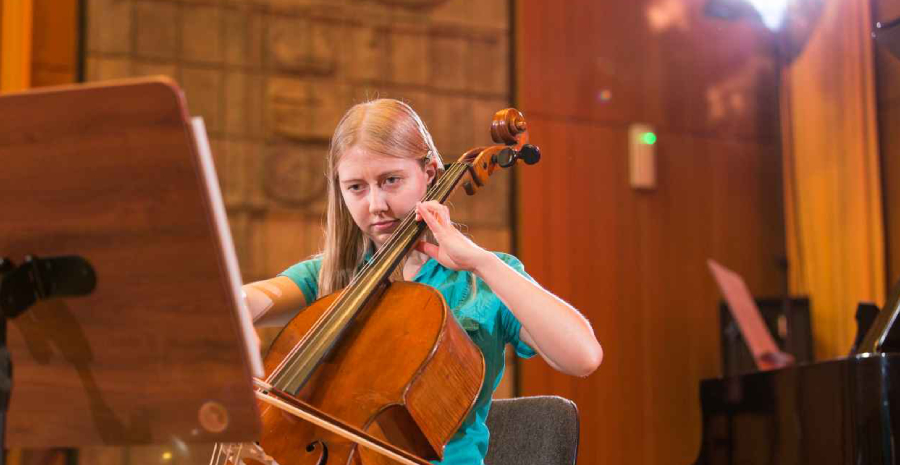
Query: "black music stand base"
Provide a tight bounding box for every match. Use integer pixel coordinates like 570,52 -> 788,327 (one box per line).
0,319 -> 10,465
0,256 -> 96,463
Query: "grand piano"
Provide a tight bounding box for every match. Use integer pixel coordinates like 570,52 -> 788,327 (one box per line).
695,18 -> 900,465
695,281 -> 900,464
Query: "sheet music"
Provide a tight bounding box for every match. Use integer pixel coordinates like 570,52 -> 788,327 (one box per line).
191,117 -> 265,378
707,259 -> 783,371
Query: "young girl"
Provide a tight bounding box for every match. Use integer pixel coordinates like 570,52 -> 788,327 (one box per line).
243,99 -> 602,465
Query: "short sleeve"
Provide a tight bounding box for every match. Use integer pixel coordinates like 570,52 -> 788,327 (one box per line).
277,256 -> 323,305
494,253 -> 538,359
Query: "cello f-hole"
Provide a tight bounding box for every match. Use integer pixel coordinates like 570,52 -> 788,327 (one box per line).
305,440 -> 329,465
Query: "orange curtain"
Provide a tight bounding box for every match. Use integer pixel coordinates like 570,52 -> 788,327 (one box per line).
0,0 -> 33,91
781,0 -> 884,359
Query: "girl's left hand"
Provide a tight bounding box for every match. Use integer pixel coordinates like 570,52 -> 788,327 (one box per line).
414,201 -> 492,273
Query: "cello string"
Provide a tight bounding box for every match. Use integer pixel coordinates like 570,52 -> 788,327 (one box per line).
264,162 -> 466,375
208,442 -> 219,465
288,162 -> 466,350
265,162 -> 471,387
352,161 -> 466,279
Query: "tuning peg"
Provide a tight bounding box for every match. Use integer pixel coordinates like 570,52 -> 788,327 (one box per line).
519,144 -> 541,165
496,148 -> 517,168
493,145 -> 541,168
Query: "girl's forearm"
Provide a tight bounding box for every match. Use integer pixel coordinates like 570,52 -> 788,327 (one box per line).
474,253 -> 602,376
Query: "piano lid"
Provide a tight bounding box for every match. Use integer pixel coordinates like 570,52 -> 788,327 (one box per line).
855,278 -> 900,355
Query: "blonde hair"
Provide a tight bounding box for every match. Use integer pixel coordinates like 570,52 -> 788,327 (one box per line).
317,99 -> 444,297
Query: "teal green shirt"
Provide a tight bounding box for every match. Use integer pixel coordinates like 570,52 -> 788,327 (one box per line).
279,252 -> 537,465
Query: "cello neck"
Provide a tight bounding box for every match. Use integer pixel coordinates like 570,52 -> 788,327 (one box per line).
268,162 -> 471,394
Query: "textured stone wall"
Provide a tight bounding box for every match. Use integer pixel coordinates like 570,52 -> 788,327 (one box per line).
79,1 -> 514,461
86,0 -> 513,288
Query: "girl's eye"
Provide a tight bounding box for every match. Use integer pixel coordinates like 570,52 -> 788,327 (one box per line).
347,184 -> 362,192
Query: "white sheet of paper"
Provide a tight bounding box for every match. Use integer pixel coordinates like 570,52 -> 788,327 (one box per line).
708,259 -> 782,371
191,116 -> 264,378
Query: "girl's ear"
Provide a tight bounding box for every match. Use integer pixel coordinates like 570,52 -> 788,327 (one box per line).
425,158 -> 439,186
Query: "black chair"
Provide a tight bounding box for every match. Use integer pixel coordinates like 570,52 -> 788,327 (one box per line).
484,396 -> 580,465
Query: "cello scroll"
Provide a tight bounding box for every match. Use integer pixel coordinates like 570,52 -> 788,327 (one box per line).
460,108 -> 541,196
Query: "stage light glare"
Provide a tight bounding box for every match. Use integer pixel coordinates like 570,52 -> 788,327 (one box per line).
746,0 -> 788,30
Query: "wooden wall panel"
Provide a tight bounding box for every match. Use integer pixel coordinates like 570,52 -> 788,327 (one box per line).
31,0 -> 80,87
516,1 -> 785,464
518,121 -> 783,465
518,0 -> 779,138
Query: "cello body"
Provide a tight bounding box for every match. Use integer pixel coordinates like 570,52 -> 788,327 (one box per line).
257,282 -> 485,465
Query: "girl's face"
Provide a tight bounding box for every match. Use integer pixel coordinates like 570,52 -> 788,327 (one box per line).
337,146 -> 437,248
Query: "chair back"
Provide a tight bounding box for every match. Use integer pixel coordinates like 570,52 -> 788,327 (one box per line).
484,396 -> 579,465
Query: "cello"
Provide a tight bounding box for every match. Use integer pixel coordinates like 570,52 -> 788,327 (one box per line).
213,108 -> 541,465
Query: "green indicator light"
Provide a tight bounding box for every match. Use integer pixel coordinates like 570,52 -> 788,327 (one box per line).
642,132 -> 657,145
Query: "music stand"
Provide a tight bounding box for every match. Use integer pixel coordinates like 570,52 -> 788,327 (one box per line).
707,259 -> 794,371
0,78 -> 262,453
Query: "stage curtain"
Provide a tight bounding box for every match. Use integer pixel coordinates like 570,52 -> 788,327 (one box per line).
781,0 -> 885,359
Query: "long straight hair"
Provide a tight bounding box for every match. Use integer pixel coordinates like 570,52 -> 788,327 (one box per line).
317,99 -> 444,297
